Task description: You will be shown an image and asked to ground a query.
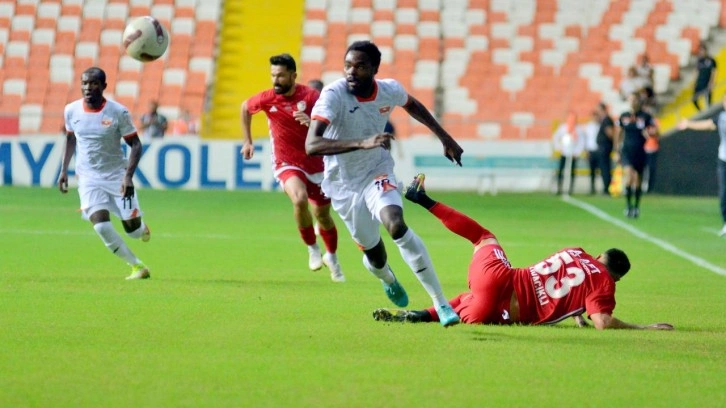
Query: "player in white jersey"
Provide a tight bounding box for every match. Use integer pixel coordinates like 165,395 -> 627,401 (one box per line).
306,41 -> 464,327
58,67 -> 151,280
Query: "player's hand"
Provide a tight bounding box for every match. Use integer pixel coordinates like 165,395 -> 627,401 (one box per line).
121,178 -> 135,198
292,111 -> 311,127
573,315 -> 589,327
442,136 -> 463,166
677,119 -> 689,130
240,142 -> 254,160
363,133 -> 394,150
646,323 -> 674,330
58,173 -> 68,194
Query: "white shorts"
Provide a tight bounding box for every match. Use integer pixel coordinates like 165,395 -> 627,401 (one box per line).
78,177 -> 143,221
330,173 -> 403,250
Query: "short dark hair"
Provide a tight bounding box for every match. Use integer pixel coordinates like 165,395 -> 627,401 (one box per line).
83,67 -> 106,84
269,53 -> 296,72
346,40 -> 381,69
603,248 -> 630,277
308,79 -> 324,92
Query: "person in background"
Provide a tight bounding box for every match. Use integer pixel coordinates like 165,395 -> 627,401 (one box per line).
635,53 -> 654,90
693,44 -> 717,111
140,100 -> 168,140
581,110 -> 601,195
595,102 -> 616,196
552,112 -> 585,195
307,79 -> 324,93
171,109 -> 198,136
679,94 -> 726,237
620,66 -> 645,101
616,93 -> 656,218
644,124 -> 660,193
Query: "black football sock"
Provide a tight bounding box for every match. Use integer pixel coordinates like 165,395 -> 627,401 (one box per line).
634,187 -> 642,208
625,187 -> 633,208
416,194 -> 437,210
412,310 -> 433,323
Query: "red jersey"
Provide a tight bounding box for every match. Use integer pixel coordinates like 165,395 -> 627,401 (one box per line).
246,84 -> 323,175
512,248 -> 616,325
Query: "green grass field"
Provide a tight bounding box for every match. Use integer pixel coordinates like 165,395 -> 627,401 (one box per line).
1,186 -> 725,407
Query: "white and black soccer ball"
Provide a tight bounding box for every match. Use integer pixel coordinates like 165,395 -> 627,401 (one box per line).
122,16 -> 169,62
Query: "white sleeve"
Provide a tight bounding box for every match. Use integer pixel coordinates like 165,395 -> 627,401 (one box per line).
311,87 -> 340,124
380,79 -> 409,107
63,104 -> 73,133
118,108 -> 137,137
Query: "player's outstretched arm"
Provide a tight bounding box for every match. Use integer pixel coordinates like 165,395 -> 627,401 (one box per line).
678,118 -> 716,131
58,132 -> 76,193
402,94 -> 463,166
590,313 -> 674,330
305,119 -> 394,155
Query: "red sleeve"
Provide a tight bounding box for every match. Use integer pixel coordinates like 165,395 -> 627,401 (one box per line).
585,278 -> 616,317
246,91 -> 266,115
122,132 -> 139,140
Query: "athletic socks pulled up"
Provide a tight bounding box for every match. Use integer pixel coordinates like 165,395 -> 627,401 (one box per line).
393,229 -> 448,309
93,221 -> 141,266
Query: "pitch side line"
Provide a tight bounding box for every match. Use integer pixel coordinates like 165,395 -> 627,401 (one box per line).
562,196 -> 726,277
0,228 -> 238,240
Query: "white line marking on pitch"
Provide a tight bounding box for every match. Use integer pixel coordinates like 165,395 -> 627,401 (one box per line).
562,195 -> 726,277
0,228 -> 238,240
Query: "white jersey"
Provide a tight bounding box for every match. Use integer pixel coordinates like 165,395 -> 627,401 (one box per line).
64,98 -> 137,180
311,78 -> 409,194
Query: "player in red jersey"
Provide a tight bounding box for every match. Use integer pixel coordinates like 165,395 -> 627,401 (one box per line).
373,174 -> 674,330
241,54 -> 344,282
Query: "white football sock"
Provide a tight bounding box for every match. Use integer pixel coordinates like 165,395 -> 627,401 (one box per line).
93,222 -> 141,266
126,221 -> 146,239
394,229 -> 448,308
362,255 -> 396,284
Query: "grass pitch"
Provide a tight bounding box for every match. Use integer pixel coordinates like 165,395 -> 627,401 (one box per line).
1,186 -> 724,407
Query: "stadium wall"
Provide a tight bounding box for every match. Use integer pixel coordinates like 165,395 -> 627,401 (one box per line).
654,129 -> 720,196
0,137 -> 558,193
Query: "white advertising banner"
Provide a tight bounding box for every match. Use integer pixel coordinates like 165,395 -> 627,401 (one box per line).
0,136 -> 557,193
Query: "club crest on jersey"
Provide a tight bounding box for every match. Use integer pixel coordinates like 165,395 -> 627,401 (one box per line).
101,116 -> 113,127
296,101 -> 306,111
379,106 -> 391,114
270,106 -> 278,112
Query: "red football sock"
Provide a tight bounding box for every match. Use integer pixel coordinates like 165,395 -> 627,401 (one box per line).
429,203 -> 495,245
299,225 -> 317,246
318,226 -> 338,254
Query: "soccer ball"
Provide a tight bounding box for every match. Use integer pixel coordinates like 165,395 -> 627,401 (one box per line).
122,16 -> 169,62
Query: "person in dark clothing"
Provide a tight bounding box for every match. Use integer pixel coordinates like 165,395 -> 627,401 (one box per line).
595,103 -> 615,195
693,44 -> 717,111
616,94 -> 656,218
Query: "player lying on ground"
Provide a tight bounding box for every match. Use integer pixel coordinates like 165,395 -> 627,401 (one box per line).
373,174 -> 674,330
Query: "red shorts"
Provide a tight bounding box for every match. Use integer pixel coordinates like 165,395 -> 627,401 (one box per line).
430,244 -> 514,324
278,169 -> 330,206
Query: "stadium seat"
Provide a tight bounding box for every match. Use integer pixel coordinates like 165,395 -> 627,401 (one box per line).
19,103 -> 42,132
